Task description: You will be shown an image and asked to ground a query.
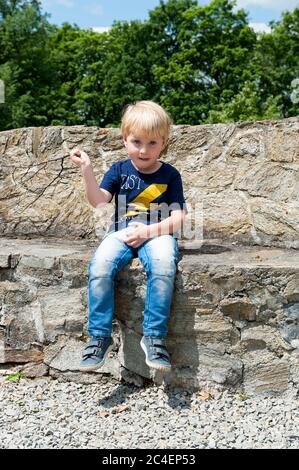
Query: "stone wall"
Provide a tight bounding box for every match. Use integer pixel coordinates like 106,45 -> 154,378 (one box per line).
0,117 -> 298,247
0,118 -> 299,395
1,238 -> 298,395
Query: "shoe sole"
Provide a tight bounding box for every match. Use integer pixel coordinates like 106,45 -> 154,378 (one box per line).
79,343 -> 114,372
140,338 -> 171,372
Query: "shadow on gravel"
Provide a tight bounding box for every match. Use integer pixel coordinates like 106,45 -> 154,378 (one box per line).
97,382 -> 142,409
163,385 -> 197,411
97,381 -> 197,412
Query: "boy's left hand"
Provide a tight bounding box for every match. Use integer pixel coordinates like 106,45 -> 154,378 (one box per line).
123,222 -> 151,248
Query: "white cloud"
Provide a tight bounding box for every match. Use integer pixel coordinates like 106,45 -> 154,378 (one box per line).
237,0 -> 298,10
249,22 -> 271,33
56,0 -> 75,6
89,3 -> 104,16
91,26 -> 111,34
41,0 -> 75,8
41,1 -> 105,16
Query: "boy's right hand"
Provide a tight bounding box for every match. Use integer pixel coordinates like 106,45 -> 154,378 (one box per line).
70,148 -> 91,169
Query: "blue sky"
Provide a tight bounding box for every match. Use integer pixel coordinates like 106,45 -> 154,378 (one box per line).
40,1 -> 299,33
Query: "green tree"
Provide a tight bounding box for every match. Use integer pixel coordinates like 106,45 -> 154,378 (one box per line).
148,0 -> 257,124
46,23 -> 105,126
207,80 -> 281,123
249,7 -> 299,119
0,0 -> 297,130
0,0 -> 54,129
79,1 -> 199,127
47,20 -> 153,127
96,19 -> 154,126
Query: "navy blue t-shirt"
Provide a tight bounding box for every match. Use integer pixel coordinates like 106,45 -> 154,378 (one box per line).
99,159 -> 186,233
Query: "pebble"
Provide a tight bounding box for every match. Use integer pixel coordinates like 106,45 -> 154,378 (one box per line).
0,376 -> 298,449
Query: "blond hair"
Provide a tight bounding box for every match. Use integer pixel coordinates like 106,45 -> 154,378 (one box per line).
121,100 -> 173,150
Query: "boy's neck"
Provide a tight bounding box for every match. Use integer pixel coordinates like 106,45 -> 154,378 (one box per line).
130,159 -> 162,174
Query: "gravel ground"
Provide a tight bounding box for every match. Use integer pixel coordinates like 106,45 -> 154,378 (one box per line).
0,375 -> 298,449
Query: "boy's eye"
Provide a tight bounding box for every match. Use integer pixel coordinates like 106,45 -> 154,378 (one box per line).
132,139 -> 157,145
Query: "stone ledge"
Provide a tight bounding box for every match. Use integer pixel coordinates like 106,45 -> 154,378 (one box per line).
0,237 -> 298,395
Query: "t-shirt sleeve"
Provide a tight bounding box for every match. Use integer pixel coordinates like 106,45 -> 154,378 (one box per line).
99,163 -> 119,197
167,172 -> 188,213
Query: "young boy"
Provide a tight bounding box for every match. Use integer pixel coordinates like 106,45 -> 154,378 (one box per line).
70,100 -> 186,373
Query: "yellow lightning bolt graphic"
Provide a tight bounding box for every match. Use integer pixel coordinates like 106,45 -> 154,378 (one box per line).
125,184 -> 168,217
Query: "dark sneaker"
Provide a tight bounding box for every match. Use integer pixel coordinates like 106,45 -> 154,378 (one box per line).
79,336 -> 113,372
140,336 -> 171,372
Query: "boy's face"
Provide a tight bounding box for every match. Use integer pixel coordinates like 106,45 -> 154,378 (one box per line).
123,132 -> 166,173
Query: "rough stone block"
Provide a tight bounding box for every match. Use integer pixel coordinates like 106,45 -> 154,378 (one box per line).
243,351 -> 289,395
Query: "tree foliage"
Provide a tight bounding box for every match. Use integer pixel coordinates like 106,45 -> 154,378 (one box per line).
0,0 -> 298,130
0,0 -> 56,128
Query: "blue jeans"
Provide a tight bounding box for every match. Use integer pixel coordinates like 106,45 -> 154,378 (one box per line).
87,227 -> 179,338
